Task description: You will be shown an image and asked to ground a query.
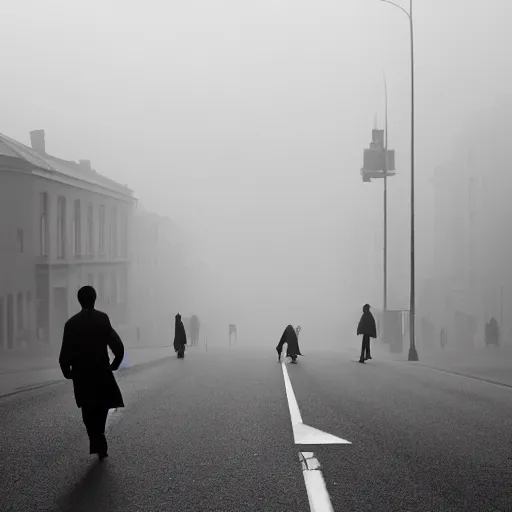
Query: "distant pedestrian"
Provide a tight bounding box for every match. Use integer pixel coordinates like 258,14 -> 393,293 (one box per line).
277,324 -> 303,364
174,313 -> 187,359
59,286 -> 125,461
357,304 -> 377,363
489,317 -> 500,346
440,328 -> 447,349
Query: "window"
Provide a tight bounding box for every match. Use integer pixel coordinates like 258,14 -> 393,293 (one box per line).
118,271 -> 128,303
57,196 -> 66,258
121,213 -> 128,258
98,273 -> 105,302
111,272 -> 118,304
111,207 -> 118,258
40,192 -> 48,256
6,295 -> 14,349
87,203 -> 94,256
17,293 -> 23,331
73,199 -> 81,257
17,228 -> 24,253
99,205 -> 105,256
27,291 -> 32,333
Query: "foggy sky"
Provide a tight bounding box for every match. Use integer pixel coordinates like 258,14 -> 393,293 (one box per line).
2,0 -> 511,344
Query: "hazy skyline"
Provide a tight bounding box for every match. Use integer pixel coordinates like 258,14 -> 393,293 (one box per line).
2,0 -> 510,342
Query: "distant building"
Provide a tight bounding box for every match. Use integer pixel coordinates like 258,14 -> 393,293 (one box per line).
419,105 -> 511,348
0,129 -> 135,351
128,208 -> 207,347
129,209 -> 184,345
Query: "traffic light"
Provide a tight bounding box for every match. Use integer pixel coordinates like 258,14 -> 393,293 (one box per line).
363,149 -> 395,172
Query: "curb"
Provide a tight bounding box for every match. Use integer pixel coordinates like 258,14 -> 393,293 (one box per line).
395,360 -> 512,389
0,353 -> 175,400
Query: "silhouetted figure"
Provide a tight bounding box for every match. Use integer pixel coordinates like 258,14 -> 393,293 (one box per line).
59,286 -> 124,461
174,313 -> 187,358
229,324 -> 237,347
488,317 -> 500,347
440,328 -> 447,349
190,315 -> 200,347
357,304 -> 377,363
276,324 -> 303,364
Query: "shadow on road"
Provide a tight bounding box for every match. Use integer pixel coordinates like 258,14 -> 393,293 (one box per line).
56,459 -> 124,512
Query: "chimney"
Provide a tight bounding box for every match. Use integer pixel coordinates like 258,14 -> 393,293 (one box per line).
29,130 -> 46,154
78,159 -> 92,172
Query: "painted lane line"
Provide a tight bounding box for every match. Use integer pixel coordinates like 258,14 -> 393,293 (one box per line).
281,362 -> 351,445
299,452 -> 335,512
281,360 -> 303,425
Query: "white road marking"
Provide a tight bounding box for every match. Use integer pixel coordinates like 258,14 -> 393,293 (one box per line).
299,452 -> 335,512
281,362 -> 351,445
281,361 -> 303,425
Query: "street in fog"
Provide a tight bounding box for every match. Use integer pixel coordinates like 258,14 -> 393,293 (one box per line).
1,345 -> 511,512
1,0 -> 512,510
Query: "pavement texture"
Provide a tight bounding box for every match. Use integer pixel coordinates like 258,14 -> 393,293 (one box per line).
375,343 -> 512,387
1,345 -> 511,511
0,345 -> 178,398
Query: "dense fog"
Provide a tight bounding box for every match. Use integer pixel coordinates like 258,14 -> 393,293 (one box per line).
1,0 -> 510,349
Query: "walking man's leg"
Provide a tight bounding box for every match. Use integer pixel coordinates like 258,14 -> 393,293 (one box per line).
82,406 -> 109,457
96,407 -> 109,459
359,336 -> 366,363
82,406 -> 98,454
365,336 -> 372,360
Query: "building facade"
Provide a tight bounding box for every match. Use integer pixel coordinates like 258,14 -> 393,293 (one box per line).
0,129 -> 135,351
418,103 -> 511,348
128,207 -> 210,347
129,209 -> 188,346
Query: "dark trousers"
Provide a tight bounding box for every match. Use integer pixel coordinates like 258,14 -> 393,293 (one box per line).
360,335 -> 371,361
81,406 -> 109,454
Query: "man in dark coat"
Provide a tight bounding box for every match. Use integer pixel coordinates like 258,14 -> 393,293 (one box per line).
357,304 -> 377,363
59,286 -> 124,460
174,313 -> 187,358
276,324 -> 303,364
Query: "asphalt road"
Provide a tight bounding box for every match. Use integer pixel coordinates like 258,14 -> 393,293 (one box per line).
0,346 -> 511,511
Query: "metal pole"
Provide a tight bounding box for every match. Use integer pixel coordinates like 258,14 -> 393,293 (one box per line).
500,287 -> 504,330
380,0 -> 418,360
408,0 -> 418,360
383,71 -> 388,313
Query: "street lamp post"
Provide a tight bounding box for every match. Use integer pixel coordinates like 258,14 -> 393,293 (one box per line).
383,71 -> 388,313
380,0 -> 418,361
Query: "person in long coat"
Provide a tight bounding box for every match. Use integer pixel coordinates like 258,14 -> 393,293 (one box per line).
357,304 -> 377,363
174,313 -> 187,359
59,286 -> 124,460
276,324 -> 303,364
489,317 -> 500,346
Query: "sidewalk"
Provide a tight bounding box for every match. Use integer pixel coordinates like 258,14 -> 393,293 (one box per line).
0,344 -> 185,398
374,343 -> 512,387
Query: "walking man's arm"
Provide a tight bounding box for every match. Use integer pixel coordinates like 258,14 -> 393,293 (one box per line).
108,326 -> 125,371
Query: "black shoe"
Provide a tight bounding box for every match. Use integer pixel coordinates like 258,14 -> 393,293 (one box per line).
98,451 -> 108,461
359,359 -> 365,363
